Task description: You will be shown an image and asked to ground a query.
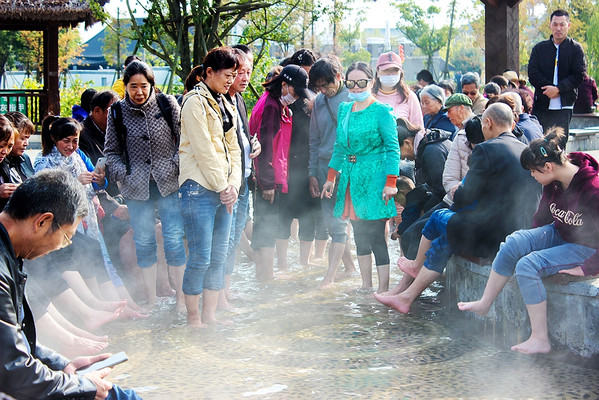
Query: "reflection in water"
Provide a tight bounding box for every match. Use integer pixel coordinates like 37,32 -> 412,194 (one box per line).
102,244 -> 599,399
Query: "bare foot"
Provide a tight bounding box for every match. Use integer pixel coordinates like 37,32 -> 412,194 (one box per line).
84,306 -> 125,331
119,306 -> 150,320
275,271 -> 294,280
511,336 -> 551,354
458,300 -> 491,317
187,315 -> 207,328
97,299 -> 127,312
319,280 -> 334,290
373,292 -> 412,314
157,285 -> 176,297
397,257 -> 420,279
344,267 -> 358,275
61,336 -> 109,358
202,315 -> 234,326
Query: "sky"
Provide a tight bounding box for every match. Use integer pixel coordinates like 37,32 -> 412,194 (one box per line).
80,0 -> 476,43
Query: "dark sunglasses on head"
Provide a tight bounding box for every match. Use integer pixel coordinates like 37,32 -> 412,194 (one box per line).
345,79 -> 369,89
463,90 -> 478,96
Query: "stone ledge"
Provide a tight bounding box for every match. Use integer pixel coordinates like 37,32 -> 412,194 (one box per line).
446,255 -> 599,364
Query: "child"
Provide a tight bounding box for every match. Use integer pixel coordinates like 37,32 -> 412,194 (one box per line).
459,128 -> 599,354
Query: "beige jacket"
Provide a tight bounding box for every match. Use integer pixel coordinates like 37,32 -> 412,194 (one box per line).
179,82 -> 241,192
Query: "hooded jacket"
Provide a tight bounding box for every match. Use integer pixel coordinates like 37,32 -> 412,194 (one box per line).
532,152 -> 599,275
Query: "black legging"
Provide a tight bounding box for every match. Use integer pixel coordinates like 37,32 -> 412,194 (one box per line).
350,219 -> 389,266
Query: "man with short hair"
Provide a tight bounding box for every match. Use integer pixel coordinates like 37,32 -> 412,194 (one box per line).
0,169 -> 140,399
375,103 -> 541,314
503,91 -> 543,142
308,56 -> 356,288
528,9 -> 586,146
444,93 -> 475,130
416,69 -> 435,87
460,72 -> 487,115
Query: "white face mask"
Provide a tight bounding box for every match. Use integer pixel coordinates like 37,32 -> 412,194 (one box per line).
379,75 -> 401,88
280,93 -> 296,107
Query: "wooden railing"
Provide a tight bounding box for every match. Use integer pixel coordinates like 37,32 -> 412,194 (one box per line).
0,90 -> 46,131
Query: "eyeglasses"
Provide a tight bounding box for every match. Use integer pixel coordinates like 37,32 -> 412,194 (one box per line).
57,224 -> 73,249
345,79 -> 369,89
462,90 -> 478,96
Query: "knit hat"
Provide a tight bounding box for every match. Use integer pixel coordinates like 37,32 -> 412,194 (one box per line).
420,84 -> 445,105
442,93 -> 473,111
376,52 -> 402,70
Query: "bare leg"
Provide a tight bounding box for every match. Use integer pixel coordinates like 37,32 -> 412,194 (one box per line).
119,229 -> 145,301
398,236 -> 432,278
357,254 -> 373,289
168,265 -> 186,313
299,240 -> 314,266
140,263 -> 158,307
244,219 -> 253,241
290,218 -> 299,241
376,264 -> 390,294
342,241 -> 357,274
238,232 -> 254,261
54,289 -> 124,331
255,247 -> 275,282
61,271 -> 126,312
202,289 -> 230,324
47,303 -> 108,342
314,239 -> 328,260
511,301 -> 551,354
36,312 -> 108,358
374,266 -> 441,314
319,241 -> 345,289
275,239 -> 289,271
379,274 -> 415,296
156,223 -> 176,297
185,293 -> 206,328
458,270 -> 511,316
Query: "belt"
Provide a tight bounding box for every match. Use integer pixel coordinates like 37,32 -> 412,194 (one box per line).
347,153 -> 385,163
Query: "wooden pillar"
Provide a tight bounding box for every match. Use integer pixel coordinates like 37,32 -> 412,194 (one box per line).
43,24 -> 60,117
482,0 -> 521,81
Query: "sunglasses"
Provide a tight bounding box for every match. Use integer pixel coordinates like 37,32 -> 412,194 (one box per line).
345,79 -> 369,89
463,90 -> 478,96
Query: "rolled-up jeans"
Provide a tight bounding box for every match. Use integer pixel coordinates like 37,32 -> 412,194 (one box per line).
125,181 -> 186,268
180,180 -> 233,295
317,165 -> 347,243
492,223 -> 596,304
225,178 -> 250,275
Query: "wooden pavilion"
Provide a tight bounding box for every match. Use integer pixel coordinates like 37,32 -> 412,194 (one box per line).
0,0 -> 109,126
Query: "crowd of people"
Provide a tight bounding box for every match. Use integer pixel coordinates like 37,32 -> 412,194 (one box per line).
1,7 -> 598,400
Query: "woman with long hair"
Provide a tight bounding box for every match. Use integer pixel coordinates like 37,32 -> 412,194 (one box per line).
321,62 -> 400,293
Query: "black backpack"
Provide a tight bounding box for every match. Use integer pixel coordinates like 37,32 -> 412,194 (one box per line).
110,93 -> 178,175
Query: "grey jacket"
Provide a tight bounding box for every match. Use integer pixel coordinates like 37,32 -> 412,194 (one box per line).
105,90 -> 181,200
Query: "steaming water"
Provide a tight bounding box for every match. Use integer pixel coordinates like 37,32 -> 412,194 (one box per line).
102,242 -> 599,399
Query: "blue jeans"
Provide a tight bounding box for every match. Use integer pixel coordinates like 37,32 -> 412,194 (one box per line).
126,181 -> 186,268
492,224 -> 596,304
107,385 -> 143,400
180,180 -> 233,295
422,208 -> 456,274
225,179 -> 250,275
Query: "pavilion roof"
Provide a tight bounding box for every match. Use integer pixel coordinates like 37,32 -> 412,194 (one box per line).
0,0 -> 110,28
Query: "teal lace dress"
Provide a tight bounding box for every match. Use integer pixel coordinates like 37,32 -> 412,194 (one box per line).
329,101 -> 400,220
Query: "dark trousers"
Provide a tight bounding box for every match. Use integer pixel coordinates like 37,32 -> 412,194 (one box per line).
533,108 -> 573,148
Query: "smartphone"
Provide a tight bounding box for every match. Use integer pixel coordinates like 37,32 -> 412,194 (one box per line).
94,157 -> 107,173
76,351 -> 128,375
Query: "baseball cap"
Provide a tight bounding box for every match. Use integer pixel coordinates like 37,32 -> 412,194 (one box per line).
376,52 -> 402,70
280,65 -> 309,99
442,93 -> 473,111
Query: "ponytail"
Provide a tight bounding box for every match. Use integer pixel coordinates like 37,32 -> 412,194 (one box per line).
520,127 -> 567,170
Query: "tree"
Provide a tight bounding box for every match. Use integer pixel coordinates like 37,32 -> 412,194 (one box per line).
102,17 -> 135,68
123,0 -> 289,91
0,31 -> 26,88
393,1 -> 449,75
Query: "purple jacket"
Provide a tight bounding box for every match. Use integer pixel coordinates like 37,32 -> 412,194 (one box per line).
533,152 -> 599,275
573,76 -> 598,114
